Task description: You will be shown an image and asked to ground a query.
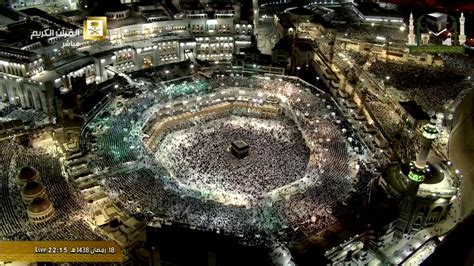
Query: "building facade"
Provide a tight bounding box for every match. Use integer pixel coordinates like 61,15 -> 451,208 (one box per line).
0,2 -> 253,115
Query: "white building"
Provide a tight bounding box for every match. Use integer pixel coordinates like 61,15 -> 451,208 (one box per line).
0,2 -> 253,115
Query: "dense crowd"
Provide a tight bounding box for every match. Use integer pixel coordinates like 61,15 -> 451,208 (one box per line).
342,24 -> 407,44
0,137 -> 98,241
0,103 -> 48,127
443,54 -> 474,74
365,98 -> 401,138
368,60 -> 468,112
85,74 -> 374,241
158,114 -> 310,199
0,72 -> 377,243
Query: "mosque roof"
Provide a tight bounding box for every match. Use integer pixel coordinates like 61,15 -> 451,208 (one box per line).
18,166 -> 39,181
22,181 -> 45,196
28,197 -> 52,213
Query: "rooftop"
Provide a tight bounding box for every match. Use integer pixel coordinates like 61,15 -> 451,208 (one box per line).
105,4 -> 129,13
289,7 -> 313,16
0,20 -> 44,47
18,166 -> 38,181
399,101 -> 430,121
107,15 -> 147,29
297,42 -> 315,52
28,197 -> 51,213
22,181 -> 45,196
428,12 -> 447,19
356,2 -> 403,18
20,8 -> 78,30
232,140 -> 249,150
59,10 -> 87,17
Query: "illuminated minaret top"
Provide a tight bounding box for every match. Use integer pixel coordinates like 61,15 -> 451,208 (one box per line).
415,119 -> 439,169
459,13 -> 466,46
408,119 -> 439,182
408,12 -> 416,46
398,119 -> 439,234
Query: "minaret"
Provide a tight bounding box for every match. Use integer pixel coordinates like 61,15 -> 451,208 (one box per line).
253,0 -> 259,31
408,12 -> 416,46
415,119 -> 439,170
397,119 -> 439,234
459,13 -> 466,46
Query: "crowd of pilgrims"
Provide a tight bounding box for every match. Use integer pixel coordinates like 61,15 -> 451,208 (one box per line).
103,163 -> 374,242
2,50 -> 468,242
367,59 -> 470,113
0,137 -> 102,241
81,74 -> 374,240
332,48 -> 472,163
158,114 -> 310,199
363,56 -> 472,161
0,103 -> 48,132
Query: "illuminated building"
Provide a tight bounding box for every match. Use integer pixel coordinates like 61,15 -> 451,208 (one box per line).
0,1 -> 252,114
378,120 -> 458,235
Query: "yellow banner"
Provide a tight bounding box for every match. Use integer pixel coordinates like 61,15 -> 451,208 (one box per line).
0,241 -> 123,263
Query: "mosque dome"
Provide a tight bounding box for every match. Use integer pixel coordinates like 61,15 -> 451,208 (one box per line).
28,197 -> 52,214
17,166 -> 40,185
21,181 -> 47,204
27,197 -> 54,223
22,181 -> 45,196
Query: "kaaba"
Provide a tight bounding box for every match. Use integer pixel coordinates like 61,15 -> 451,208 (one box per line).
230,140 -> 249,159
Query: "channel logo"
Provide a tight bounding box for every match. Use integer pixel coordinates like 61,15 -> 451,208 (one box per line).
83,17 -> 108,41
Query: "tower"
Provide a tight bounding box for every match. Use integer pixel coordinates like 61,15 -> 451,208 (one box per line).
408,12 -> 416,46
253,0 -> 259,31
415,120 -> 439,169
459,13 -> 466,46
397,119 -> 439,234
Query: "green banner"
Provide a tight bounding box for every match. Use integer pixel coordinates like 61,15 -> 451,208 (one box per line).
409,45 -> 465,54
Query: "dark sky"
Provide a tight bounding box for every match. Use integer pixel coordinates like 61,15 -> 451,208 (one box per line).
378,0 -> 474,13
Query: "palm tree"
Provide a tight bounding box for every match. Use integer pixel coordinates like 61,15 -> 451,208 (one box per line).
89,21 -> 101,35
90,21 -> 99,28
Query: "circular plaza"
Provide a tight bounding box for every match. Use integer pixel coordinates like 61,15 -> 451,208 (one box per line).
83,73 -> 372,240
